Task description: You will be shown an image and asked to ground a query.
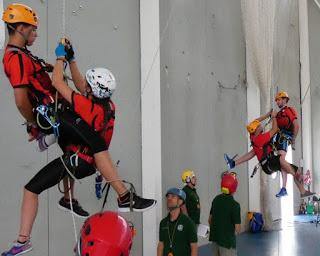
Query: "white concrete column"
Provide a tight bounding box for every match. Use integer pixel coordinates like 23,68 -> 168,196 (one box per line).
140,0 -> 162,255
299,0 -> 313,180
247,85 -> 261,212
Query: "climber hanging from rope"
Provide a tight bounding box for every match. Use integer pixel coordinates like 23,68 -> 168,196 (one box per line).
1,3 -> 156,256
1,2 -> 88,214
223,110 -> 315,199
272,91 -> 300,197
53,38 -> 155,207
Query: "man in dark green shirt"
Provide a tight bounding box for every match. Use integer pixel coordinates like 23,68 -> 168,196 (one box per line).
208,172 -> 241,256
181,169 -> 201,225
157,187 -> 198,256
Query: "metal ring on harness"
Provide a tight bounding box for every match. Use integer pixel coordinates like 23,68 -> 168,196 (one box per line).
69,153 -> 79,167
36,105 -> 60,137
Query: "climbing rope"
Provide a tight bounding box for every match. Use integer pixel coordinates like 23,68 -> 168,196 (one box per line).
62,0 -> 66,37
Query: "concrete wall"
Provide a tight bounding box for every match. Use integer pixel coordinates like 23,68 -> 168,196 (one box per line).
159,0 -> 249,240
309,0 -> 320,193
0,0 -> 143,255
0,0 -> 312,254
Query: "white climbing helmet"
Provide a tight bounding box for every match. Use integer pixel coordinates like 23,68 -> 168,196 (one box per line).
85,68 -> 116,99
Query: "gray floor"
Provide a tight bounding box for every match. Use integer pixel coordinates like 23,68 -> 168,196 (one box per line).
199,221 -> 320,256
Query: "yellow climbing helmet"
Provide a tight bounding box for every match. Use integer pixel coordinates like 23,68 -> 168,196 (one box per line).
2,3 -> 38,27
181,169 -> 195,183
246,120 -> 260,134
275,91 -> 289,101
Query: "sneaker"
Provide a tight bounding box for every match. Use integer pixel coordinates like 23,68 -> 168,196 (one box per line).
224,153 -> 235,169
58,197 -> 89,218
301,191 -> 316,198
1,240 -> 32,256
118,193 -> 156,213
276,187 -> 288,198
313,195 -> 320,202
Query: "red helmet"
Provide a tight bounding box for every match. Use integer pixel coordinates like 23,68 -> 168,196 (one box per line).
221,172 -> 238,194
76,211 -> 133,256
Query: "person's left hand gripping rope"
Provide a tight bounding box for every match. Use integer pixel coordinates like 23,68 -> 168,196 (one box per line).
55,43 -> 67,60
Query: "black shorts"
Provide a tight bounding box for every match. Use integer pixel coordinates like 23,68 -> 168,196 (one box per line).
261,154 -> 281,175
25,153 -> 96,195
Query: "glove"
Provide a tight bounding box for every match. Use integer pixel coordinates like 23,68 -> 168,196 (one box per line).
26,123 -> 40,141
64,39 -> 75,62
55,43 -> 66,59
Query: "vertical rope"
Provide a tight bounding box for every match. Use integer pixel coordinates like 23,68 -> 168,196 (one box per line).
46,150 -> 50,255
68,178 -> 79,245
62,0 -> 66,37
61,0 -> 79,246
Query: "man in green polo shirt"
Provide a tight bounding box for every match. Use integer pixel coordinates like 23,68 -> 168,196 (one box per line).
157,187 -> 198,256
181,169 -> 201,226
208,172 -> 241,256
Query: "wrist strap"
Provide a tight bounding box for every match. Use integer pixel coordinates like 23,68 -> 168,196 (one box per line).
56,57 -> 66,62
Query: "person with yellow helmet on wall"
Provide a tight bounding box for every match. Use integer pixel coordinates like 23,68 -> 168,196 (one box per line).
273,91 -> 300,197
181,169 -> 201,226
224,110 -> 314,198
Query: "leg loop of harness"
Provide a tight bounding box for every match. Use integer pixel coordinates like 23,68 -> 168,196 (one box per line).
57,154 -> 81,194
69,152 -> 79,168
59,154 -> 80,182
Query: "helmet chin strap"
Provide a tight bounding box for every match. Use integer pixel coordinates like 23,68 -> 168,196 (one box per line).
187,180 -> 196,187
168,203 -> 181,212
8,23 -> 31,46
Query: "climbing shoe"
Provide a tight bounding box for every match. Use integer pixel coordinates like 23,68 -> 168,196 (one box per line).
276,187 -> 288,198
301,191 -> 316,198
58,197 -> 89,218
118,192 -> 156,213
1,240 -> 32,256
224,153 -> 235,169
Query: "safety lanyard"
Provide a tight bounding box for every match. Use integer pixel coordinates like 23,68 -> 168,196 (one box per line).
7,44 -> 52,72
167,214 -> 181,250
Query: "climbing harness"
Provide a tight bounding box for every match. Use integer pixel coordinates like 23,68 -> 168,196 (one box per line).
250,137 -> 279,177
59,154 -> 82,189
59,154 -> 81,246
36,104 -> 60,136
